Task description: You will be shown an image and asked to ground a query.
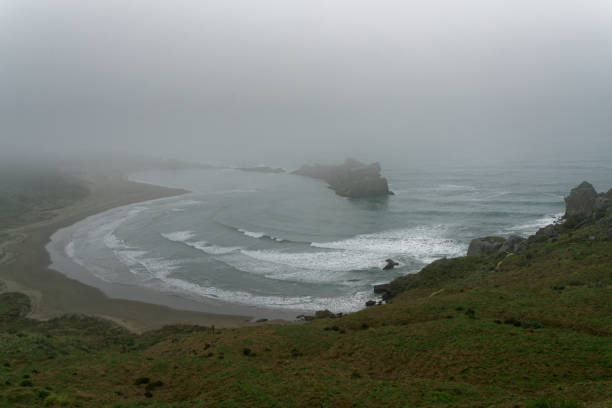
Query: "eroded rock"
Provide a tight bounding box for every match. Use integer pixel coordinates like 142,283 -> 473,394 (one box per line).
565,181 -> 598,217
293,158 -> 392,198
467,237 -> 506,256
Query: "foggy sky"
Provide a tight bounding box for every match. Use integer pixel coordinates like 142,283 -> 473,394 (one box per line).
1,1 -> 612,166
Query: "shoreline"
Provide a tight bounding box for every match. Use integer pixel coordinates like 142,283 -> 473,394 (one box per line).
0,166 -> 276,332
46,196 -> 307,322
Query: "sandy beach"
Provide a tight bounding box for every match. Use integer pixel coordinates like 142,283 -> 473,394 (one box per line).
0,163 -> 257,332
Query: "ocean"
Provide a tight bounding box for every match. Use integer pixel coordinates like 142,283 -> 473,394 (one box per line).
53,159 -> 612,314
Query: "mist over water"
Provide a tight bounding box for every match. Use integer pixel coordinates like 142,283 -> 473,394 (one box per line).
2,1 -> 612,165
57,159 -> 612,313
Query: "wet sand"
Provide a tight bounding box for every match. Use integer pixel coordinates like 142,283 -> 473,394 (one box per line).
0,164 -> 260,332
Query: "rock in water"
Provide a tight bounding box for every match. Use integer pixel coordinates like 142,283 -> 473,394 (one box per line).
565,181 -> 598,217
292,158 -> 392,198
383,259 -> 399,270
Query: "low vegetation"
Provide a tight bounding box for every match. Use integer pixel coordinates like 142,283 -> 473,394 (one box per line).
0,162 -> 88,230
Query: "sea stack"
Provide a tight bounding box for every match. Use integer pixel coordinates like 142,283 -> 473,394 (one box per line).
292,158 -> 393,198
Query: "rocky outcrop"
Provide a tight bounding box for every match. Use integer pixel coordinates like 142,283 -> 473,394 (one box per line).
565,181 -> 598,217
297,309 -> 344,321
466,181 -> 612,257
467,237 -> 506,256
602,214 -> 612,240
564,181 -> 612,218
467,235 -> 528,256
373,283 -> 394,301
292,158 -> 392,198
376,181 -> 612,305
499,235 -> 528,253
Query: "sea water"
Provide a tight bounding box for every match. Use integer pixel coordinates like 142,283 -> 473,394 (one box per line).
61,159 -> 612,313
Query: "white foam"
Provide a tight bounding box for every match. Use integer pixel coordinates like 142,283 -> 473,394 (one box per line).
65,205 -> 147,270
174,199 -> 202,206
64,241 -> 86,267
312,226 -> 466,264
507,212 -> 564,236
161,230 -> 196,242
237,228 -> 284,242
238,229 -> 265,239
64,203 -> 184,284
151,275 -> 374,313
189,241 -> 241,255
161,231 -> 241,255
240,249 -> 382,273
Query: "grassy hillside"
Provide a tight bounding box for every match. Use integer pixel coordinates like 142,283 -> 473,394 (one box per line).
0,162 -> 88,230
1,207 -> 610,407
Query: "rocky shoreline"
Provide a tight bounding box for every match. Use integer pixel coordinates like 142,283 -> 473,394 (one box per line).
372,181 -> 612,303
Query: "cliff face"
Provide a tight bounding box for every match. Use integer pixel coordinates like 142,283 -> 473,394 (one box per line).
565,181 -> 612,217
564,181 -> 599,217
292,158 -> 392,198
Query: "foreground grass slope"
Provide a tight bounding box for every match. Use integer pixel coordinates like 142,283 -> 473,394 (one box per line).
1,211 -> 611,407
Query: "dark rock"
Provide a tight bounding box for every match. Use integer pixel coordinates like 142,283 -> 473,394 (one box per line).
535,224 -> 560,239
292,158 -> 392,198
467,236 -> 505,256
365,300 -> 376,307
314,310 -> 335,319
383,259 -> 399,270
499,235 -> 527,253
565,181 -> 598,217
255,318 -> 268,323
373,283 -> 393,300
594,196 -> 612,212
607,215 -> 612,239
302,309 -> 343,320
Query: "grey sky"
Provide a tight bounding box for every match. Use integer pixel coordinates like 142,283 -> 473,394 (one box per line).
1,1 -> 611,165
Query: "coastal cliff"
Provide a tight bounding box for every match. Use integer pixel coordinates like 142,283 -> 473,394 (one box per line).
375,181 -> 612,301
292,158 -> 392,198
